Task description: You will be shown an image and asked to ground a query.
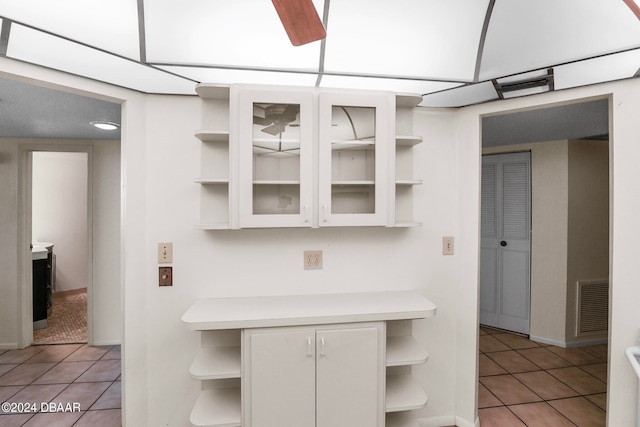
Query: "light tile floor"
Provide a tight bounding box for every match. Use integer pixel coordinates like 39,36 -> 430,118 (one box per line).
0,344 -> 121,426
479,327 -> 607,427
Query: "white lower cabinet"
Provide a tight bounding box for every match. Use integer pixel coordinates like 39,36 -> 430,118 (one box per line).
183,291 -> 436,427
243,323 -> 385,427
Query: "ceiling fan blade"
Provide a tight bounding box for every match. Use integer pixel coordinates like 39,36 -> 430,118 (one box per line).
623,0 -> 640,20
254,116 -> 273,126
261,124 -> 284,136
282,104 -> 300,121
271,0 -> 326,46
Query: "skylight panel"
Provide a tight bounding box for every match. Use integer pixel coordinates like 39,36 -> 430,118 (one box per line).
479,0 -> 640,81
0,0 -> 140,60
554,49 -> 640,90
319,75 -> 462,94
157,66 -> 319,87
144,0 -> 323,71
420,81 -> 498,107
323,0 -> 488,81
7,24 -> 196,94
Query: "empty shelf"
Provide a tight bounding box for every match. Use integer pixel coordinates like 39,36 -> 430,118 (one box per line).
190,389 -> 240,427
190,347 -> 241,380
386,375 -> 428,412
386,336 -> 429,367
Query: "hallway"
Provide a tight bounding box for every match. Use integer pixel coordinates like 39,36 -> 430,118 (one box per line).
479,327 -> 607,427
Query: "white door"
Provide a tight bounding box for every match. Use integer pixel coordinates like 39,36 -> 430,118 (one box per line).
480,152 -> 531,335
316,325 -> 384,427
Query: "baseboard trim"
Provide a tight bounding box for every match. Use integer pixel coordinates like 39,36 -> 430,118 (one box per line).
91,340 -> 122,347
530,335 -> 608,348
418,415 -> 478,427
0,343 -> 19,350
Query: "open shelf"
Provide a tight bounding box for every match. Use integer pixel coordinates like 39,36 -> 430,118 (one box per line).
385,374 -> 428,412
195,84 -> 230,100
190,388 -> 241,427
194,223 -> 230,230
394,221 -> 423,228
386,412 -> 420,427
396,179 -> 423,186
190,347 -> 241,380
195,178 -> 229,184
396,93 -> 423,108
195,130 -> 230,142
396,135 -> 423,146
386,336 -> 429,367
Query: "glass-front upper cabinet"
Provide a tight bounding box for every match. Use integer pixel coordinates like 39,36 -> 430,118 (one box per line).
318,92 -> 394,227
236,88 -> 314,228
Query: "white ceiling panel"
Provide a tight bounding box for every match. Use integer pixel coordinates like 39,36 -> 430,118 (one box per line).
420,81 -> 498,107
323,0 -> 488,81
158,66 -> 319,87
320,75 -> 462,94
7,24 -> 196,94
555,49 -> 640,90
0,0 -> 140,60
480,0 -> 640,81
144,0 -> 324,71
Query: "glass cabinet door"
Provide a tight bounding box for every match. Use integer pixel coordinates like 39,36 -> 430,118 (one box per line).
318,93 -> 393,226
237,89 -> 314,228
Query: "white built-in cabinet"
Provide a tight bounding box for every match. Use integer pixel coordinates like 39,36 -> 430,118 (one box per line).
182,291 -> 436,427
193,83 -> 423,229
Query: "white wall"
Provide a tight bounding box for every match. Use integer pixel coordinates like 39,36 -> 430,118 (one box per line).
32,151 -> 88,292
3,58 -> 640,427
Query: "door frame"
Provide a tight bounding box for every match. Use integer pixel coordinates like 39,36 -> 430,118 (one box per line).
17,143 -> 94,348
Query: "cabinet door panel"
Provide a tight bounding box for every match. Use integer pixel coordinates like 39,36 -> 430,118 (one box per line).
247,330 -> 316,427
316,326 -> 384,427
318,93 -> 394,227
236,88 -> 314,228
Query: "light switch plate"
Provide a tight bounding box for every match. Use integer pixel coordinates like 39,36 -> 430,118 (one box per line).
159,267 -> 173,286
442,236 -> 454,255
158,242 -> 173,263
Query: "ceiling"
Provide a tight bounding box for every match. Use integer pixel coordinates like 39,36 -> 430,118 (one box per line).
1,0 -> 639,108
0,1 -> 625,140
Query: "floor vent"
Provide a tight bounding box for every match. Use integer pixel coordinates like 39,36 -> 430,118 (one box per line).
576,279 -> 609,336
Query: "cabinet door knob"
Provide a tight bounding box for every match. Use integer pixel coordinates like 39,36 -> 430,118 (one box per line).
304,205 -> 309,223
322,204 -> 328,222
320,337 -> 326,357
307,337 -> 312,357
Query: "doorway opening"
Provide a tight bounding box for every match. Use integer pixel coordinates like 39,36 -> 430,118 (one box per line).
31,151 -> 89,344
478,97 -> 611,426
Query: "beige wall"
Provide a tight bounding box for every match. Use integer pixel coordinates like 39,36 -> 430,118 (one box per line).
566,139 -> 609,343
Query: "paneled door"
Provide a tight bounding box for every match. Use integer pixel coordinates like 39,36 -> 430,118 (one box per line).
480,152 -> 531,335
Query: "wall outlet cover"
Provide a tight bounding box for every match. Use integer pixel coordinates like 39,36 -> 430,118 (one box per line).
159,267 -> 173,286
304,250 -> 323,270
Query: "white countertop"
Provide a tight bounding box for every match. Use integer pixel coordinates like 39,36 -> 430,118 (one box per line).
182,290 -> 436,330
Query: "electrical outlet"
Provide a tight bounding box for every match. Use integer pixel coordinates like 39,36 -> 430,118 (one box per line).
158,242 -> 173,263
304,250 -> 323,270
159,267 -> 173,286
442,236 -> 454,255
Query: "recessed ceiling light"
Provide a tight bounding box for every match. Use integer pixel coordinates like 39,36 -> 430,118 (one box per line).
90,120 -> 120,130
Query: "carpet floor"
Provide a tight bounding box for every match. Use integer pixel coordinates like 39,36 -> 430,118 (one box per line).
33,288 -> 88,344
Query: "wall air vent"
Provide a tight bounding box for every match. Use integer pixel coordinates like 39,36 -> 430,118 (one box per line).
576,279 -> 609,337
